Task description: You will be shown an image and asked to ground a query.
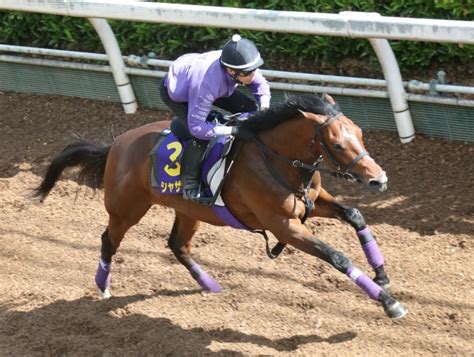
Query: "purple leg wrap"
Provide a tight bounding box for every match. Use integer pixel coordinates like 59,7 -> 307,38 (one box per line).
358,228 -> 384,269
347,267 -> 382,300
347,267 -> 383,300
95,257 -> 111,292
189,263 -> 222,293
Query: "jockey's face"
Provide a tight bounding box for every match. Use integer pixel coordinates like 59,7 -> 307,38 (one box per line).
226,68 -> 256,85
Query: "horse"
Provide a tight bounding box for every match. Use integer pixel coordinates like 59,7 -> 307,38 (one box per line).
34,93 -> 407,319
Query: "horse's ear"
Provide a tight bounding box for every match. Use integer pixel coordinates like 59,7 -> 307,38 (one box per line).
297,109 -> 326,125
323,94 -> 336,105
297,109 -> 311,119
322,93 -> 341,113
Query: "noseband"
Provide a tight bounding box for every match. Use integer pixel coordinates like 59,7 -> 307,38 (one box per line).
313,112 -> 369,182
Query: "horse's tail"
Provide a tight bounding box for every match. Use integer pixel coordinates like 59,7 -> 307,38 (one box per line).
34,140 -> 111,201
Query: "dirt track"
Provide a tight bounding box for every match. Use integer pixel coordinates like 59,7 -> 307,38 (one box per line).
0,92 -> 472,356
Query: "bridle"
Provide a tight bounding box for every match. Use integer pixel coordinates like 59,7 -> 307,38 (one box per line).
252,111 -> 370,189
249,110 -> 370,259
311,112 -> 369,182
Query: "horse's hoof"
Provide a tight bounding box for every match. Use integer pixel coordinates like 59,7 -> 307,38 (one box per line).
383,299 -> 408,319
99,288 -> 112,299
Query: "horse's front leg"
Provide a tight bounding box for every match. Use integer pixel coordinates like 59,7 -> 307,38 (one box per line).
274,219 -> 407,319
168,211 -> 222,293
311,188 -> 390,290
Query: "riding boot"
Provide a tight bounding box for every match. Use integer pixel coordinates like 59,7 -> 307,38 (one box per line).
181,139 -> 211,205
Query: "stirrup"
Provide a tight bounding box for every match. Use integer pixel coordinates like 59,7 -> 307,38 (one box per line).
183,188 -> 212,205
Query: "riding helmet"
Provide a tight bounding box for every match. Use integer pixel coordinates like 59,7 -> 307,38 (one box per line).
220,34 -> 264,72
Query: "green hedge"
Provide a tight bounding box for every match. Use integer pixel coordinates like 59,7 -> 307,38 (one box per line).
0,1 -> 472,72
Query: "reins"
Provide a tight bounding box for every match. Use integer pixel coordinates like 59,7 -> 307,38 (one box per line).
252,137 -> 323,198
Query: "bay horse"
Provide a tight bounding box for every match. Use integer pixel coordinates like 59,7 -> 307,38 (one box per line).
35,94 -> 407,319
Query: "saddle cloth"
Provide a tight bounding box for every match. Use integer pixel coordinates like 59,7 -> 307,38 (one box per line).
150,129 -> 249,230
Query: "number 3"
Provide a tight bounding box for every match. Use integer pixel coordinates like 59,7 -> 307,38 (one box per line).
164,141 -> 182,177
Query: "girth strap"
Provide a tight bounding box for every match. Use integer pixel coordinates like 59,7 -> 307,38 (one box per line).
257,189 -> 314,259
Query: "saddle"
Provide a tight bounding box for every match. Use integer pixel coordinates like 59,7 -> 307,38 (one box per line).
150,120 -> 249,230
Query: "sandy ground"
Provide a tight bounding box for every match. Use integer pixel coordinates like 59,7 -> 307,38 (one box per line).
0,92 -> 472,356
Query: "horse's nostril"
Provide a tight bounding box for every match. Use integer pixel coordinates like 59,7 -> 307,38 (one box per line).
369,180 -> 387,192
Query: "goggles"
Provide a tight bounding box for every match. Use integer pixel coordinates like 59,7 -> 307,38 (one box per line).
236,69 -> 255,77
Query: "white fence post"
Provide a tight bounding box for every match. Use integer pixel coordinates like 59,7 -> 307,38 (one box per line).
369,38 -> 415,143
340,12 -> 415,143
88,18 -> 137,114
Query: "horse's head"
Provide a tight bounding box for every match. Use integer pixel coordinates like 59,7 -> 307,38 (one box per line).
299,95 -> 388,193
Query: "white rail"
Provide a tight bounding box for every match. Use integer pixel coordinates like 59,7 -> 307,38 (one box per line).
1,1 -> 473,142
3,45 -> 473,97
3,53 -> 473,108
2,1 -> 473,44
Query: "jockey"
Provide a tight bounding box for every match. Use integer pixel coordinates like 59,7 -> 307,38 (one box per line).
159,34 -> 271,204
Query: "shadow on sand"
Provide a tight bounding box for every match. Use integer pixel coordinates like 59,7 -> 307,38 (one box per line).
0,291 -> 356,355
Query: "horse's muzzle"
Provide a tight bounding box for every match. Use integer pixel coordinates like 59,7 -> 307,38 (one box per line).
368,173 -> 388,193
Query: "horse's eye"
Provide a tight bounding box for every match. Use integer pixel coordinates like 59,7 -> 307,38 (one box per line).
333,143 -> 343,151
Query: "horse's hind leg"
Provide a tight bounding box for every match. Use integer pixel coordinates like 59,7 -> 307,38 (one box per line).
95,228 -> 113,298
95,200 -> 151,298
312,188 -> 390,290
168,211 -> 222,293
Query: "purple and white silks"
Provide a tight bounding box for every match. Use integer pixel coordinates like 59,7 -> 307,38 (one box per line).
346,266 -> 382,300
357,227 -> 384,269
95,257 -> 111,292
189,263 -> 222,293
165,50 -> 270,140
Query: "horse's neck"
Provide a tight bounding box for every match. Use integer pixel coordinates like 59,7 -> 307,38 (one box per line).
260,117 -> 316,163
254,118 -> 320,192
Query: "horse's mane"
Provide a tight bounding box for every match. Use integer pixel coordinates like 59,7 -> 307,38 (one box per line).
240,94 -> 339,133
